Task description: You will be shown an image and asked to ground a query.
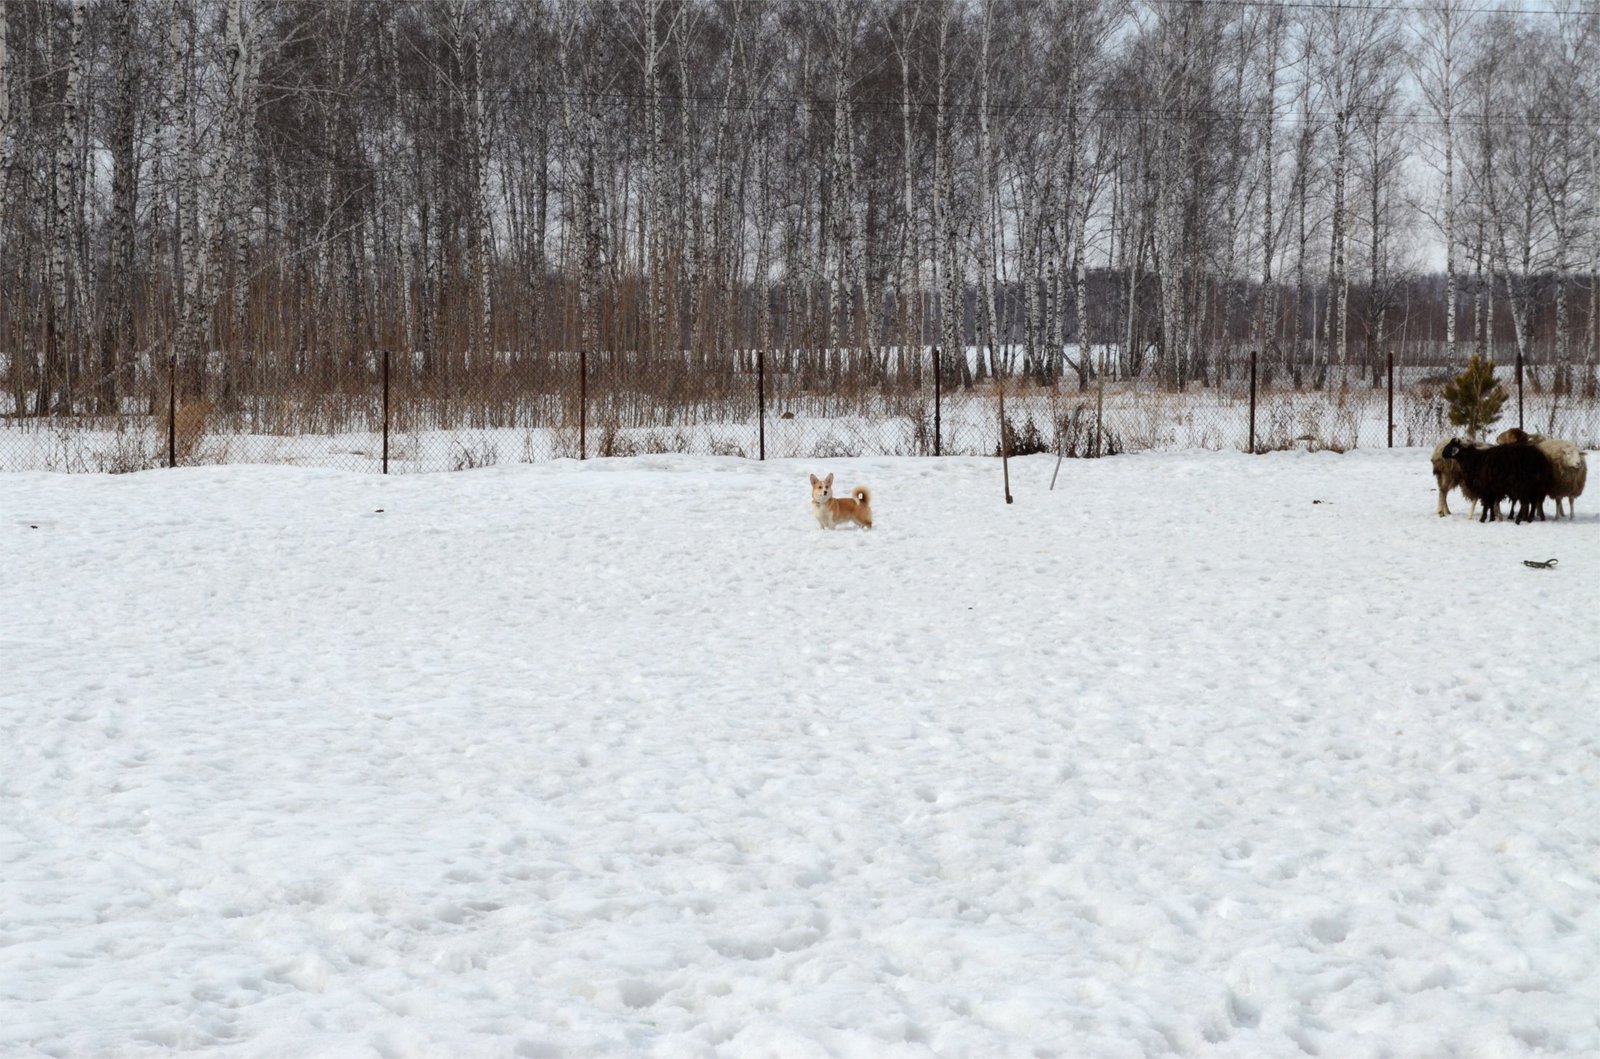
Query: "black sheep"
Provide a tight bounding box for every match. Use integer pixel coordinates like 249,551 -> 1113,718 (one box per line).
1440,438 -> 1553,524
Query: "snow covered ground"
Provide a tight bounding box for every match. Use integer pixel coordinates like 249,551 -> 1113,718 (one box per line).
3,450 -> 1598,1058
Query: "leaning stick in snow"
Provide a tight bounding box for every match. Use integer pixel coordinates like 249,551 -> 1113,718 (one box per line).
999,387 -> 1014,504
1050,423 -> 1066,491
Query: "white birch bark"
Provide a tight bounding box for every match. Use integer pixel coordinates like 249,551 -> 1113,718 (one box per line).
935,2 -> 964,388
469,1 -> 492,360
644,0 -> 666,353
385,14 -> 412,355
1155,15 -> 1187,388
676,33 -> 700,350
43,0 -> 85,396
1254,5 -> 1284,374
100,0 -> 138,412
827,3 -> 852,359
208,0 -> 250,355
977,0 -> 997,382
1416,1 -> 1468,364
706,15 -> 741,356
893,3 -> 922,372
50,0 -> 87,409
557,13 -> 602,359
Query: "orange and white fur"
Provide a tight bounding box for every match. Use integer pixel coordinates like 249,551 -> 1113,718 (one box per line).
809,473 -> 872,530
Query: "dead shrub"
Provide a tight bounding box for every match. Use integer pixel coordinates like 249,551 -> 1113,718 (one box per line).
150,400 -> 215,465
1052,404 -> 1123,458
996,413 -> 1050,457
597,419 -> 637,457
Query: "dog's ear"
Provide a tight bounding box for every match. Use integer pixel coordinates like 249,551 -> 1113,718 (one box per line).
809,474 -> 819,485
825,473 -> 834,487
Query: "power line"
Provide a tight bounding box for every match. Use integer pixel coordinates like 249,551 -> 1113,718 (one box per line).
247,0 -> 1593,15
241,83 -> 1600,130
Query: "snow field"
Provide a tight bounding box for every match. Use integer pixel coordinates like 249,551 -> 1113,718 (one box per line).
2,450 -> 1598,1057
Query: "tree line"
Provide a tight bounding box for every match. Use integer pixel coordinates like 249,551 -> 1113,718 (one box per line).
1,0 -> 1597,420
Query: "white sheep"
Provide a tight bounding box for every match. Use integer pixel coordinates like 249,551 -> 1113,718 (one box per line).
1535,440 -> 1586,519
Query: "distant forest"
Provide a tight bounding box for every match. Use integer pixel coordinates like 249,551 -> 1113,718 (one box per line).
2,0 -> 1598,417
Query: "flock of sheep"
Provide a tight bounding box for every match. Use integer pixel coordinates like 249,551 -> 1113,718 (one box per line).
1432,429 -> 1589,524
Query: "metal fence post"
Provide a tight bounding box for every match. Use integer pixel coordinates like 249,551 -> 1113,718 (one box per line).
933,345 -> 942,456
1386,347 -> 1394,448
167,353 -> 177,468
1094,349 -> 1106,458
757,348 -> 766,461
1248,348 -> 1258,455
382,349 -> 391,474
1515,349 -> 1524,430
579,348 -> 588,460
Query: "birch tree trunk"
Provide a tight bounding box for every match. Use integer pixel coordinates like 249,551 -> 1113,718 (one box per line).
469,2 -> 493,361
1254,6 -> 1283,379
99,0 -> 139,413
45,0 -> 86,413
1328,109 -> 1349,386
1155,17 -> 1188,389
385,14 -> 412,356
935,2 -> 967,390
0,0 -> 10,226
977,0 -> 997,383
676,34 -> 700,352
208,0 -> 251,375
644,0 -> 667,355
1289,28 -> 1315,387
1418,2 -> 1464,364
558,14 -> 602,364
893,3 -> 922,374
708,16 -> 742,356
1065,5 -> 1094,391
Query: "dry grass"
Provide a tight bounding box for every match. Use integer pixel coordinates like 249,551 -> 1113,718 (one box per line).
151,399 -> 216,465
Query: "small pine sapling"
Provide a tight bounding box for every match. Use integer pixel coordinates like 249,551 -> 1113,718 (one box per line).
1443,355 -> 1507,441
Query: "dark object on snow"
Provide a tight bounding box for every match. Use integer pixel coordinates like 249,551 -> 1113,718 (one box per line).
1523,558 -> 1558,569
1440,438 -> 1553,524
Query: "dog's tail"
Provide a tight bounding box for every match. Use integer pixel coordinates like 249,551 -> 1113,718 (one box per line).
853,485 -> 871,507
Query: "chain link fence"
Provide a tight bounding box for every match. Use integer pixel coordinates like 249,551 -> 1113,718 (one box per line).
3,348 -> 1598,473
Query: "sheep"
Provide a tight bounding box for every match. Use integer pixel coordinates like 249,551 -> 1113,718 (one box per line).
1431,437 -> 1491,518
1494,428 -> 1588,519
1440,438 -> 1553,523
1539,441 -> 1588,518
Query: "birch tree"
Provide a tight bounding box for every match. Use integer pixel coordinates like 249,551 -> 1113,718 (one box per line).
1415,0 -> 1474,366
1312,2 -> 1397,385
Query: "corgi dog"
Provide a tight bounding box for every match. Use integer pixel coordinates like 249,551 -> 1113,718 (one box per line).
809,473 -> 872,530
